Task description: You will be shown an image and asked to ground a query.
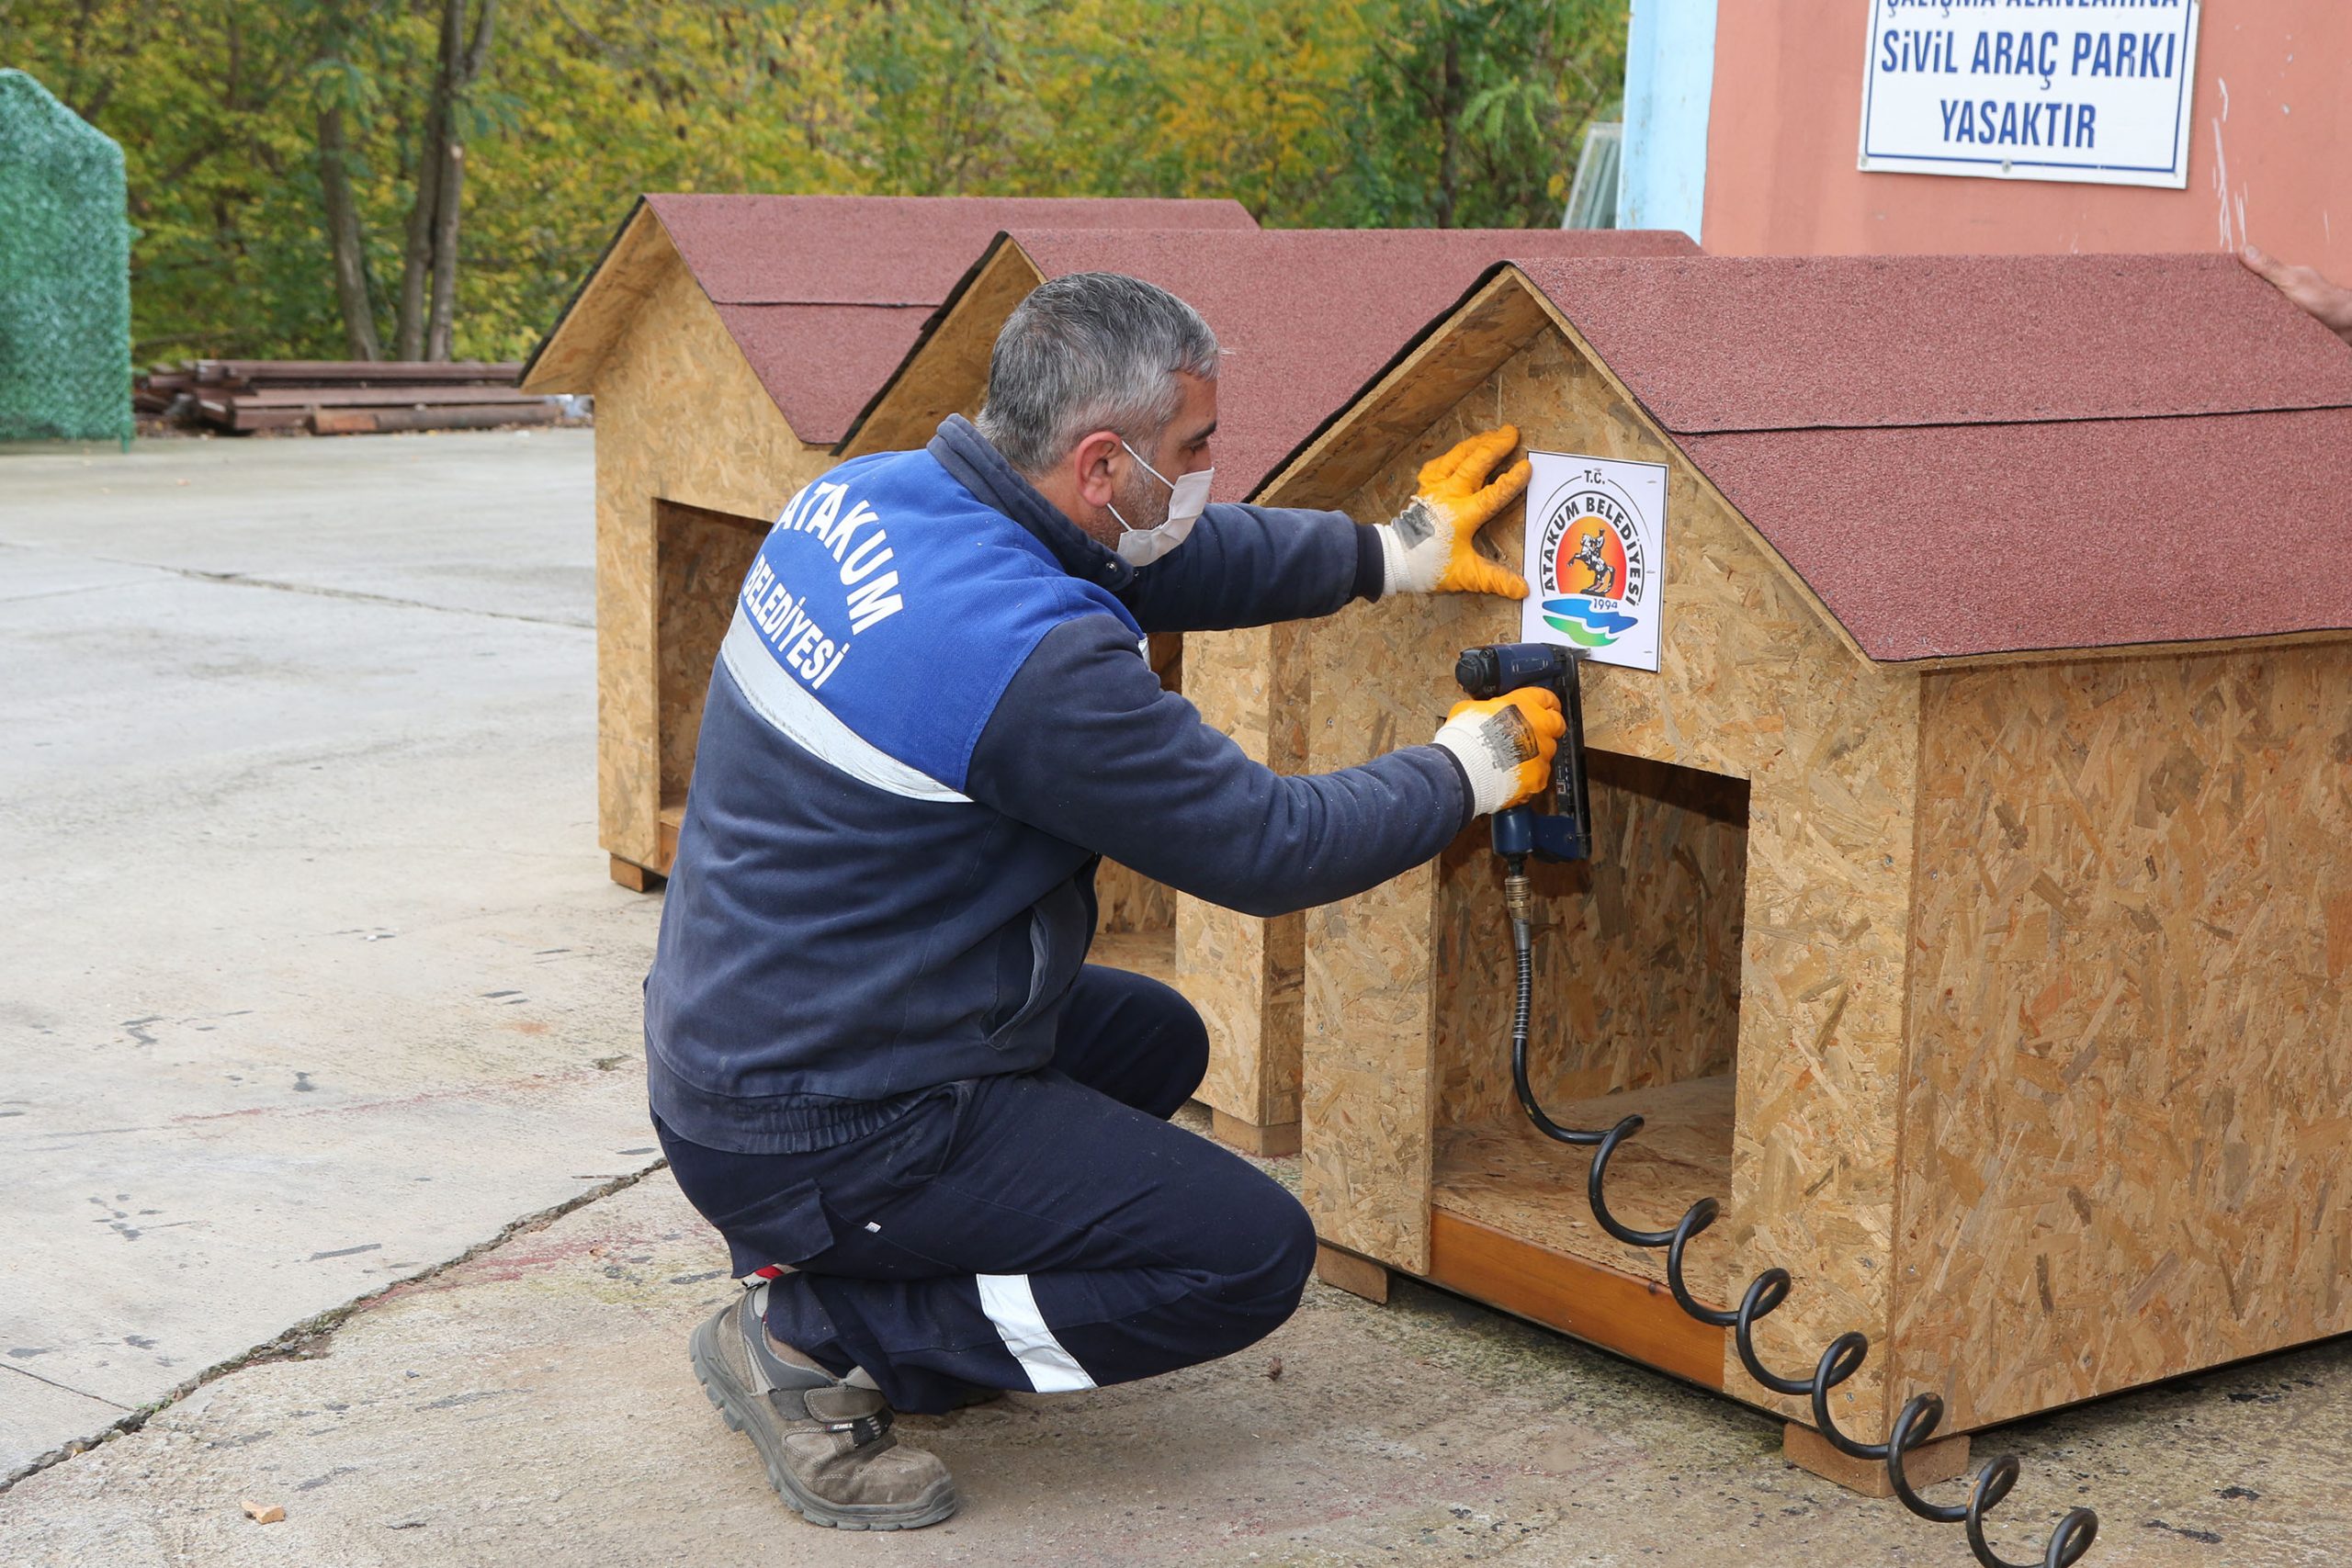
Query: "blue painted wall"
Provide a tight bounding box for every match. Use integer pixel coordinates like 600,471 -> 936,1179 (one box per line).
1616,0 -> 1718,242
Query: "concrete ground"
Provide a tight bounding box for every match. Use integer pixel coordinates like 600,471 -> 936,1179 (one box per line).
0,430 -> 661,1474
3,433 -> 2347,1566
2,1156 -> 2345,1567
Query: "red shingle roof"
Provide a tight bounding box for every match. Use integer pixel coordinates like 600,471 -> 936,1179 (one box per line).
707,303 -> 937,452
643,195 -> 1256,442
646,194 -> 1256,306
1505,253 -> 2352,661
1515,253 -> 2352,433
854,226 -> 1700,501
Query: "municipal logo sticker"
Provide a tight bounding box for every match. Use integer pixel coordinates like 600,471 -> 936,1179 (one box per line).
1520,450 -> 1668,672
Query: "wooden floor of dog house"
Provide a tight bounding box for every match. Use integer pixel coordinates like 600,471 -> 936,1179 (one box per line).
1425,1074 -> 1737,1389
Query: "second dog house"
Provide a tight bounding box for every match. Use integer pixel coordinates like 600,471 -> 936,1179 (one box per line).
1261,252 -> 2352,1466
518,193 -> 1253,889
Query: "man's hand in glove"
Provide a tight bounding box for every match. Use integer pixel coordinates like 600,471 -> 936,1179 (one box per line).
1374,424 -> 1533,599
1431,687 -> 1566,816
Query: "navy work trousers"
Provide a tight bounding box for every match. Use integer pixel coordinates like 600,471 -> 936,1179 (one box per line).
655,964 -> 1317,1415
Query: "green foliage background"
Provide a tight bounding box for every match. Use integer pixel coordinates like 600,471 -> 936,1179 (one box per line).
2,0 -> 1627,363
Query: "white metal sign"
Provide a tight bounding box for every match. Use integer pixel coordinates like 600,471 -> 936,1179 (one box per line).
1521,450 -> 1668,673
1859,0 -> 2199,188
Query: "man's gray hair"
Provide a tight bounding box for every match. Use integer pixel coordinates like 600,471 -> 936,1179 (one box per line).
975,271 -> 1221,476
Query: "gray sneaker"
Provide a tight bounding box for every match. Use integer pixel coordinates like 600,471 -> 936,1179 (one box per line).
688,1286 -> 958,1529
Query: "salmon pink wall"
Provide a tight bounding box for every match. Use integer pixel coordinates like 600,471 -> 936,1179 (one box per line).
1702,1 -> 2350,276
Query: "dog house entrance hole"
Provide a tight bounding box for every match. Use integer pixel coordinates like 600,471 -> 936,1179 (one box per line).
1430,750 -> 1750,1305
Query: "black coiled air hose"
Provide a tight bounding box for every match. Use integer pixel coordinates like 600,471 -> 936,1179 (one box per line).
1506,862 -> 1604,1152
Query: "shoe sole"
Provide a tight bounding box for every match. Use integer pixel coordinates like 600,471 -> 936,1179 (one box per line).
689,1309 -> 959,1530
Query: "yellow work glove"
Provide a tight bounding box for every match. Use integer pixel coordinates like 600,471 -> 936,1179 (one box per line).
1373,424 -> 1533,599
1430,686 -> 1566,816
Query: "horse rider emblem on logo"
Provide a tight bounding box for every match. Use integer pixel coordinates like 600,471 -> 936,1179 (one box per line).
1536,485 -> 1647,649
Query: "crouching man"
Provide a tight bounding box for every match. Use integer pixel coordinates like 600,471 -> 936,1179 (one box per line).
644,271 -> 1562,1529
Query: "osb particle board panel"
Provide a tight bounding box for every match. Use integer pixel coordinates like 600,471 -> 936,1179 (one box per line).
657,502 -> 770,812
1433,761 -> 1747,1128
1300,855 -> 1442,1272
521,203 -> 668,394
1433,1074 -> 1738,1300
1263,270 -> 1554,517
1182,895 -> 1306,1127
1288,319 -> 1922,1434
1182,621 -> 1309,1128
590,237 -> 832,867
1890,644 -> 2352,1431
1094,865 -> 1175,935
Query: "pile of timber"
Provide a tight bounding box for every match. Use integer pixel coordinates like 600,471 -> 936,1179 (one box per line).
134,360 -> 568,435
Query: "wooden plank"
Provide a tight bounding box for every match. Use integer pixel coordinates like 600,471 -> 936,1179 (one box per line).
311,404 -> 559,435
1211,1111 -> 1302,1158
608,854 -> 664,894
196,359 -> 520,384
1314,1244 -> 1390,1303
1181,621 -> 1307,1132
655,805 -> 683,875
1867,626 -> 2352,674
234,386 -> 546,409
1091,653 -> 1183,938
220,404 -> 309,433
1428,1209 -> 1726,1390
1299,854 -> 1442,1274
1782,1421 -> 1970,1498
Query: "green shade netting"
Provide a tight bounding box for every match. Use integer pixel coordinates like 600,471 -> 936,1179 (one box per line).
0,69 -> 132,442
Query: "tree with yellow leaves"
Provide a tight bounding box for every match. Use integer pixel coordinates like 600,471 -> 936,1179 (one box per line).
5,0 -> 1626,362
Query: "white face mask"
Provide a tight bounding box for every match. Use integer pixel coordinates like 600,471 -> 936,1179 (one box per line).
1108,439 -> 1213,567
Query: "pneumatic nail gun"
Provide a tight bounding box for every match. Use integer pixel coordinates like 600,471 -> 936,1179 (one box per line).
1453,641 -> 1591,867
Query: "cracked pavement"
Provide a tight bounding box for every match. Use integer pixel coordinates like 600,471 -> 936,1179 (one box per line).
0,430 -> 660,1477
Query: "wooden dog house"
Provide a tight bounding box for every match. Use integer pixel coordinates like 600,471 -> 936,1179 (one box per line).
842,225 -> 1699,1154
517,194 -> 1254,890
1259,252 -> 2352,1462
